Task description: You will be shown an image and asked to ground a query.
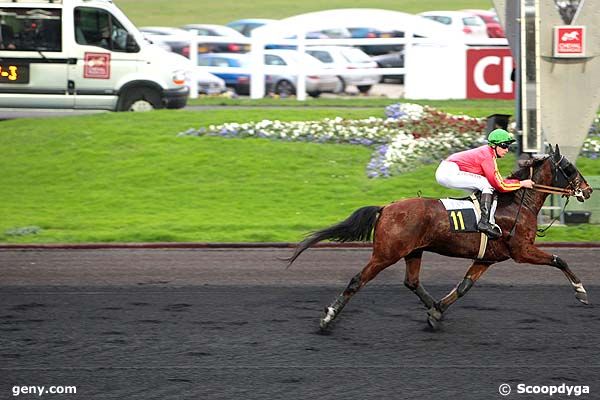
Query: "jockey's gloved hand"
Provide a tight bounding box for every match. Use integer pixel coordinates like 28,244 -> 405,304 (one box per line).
520,179 -> 535,189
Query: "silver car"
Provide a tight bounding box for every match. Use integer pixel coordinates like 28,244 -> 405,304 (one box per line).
264,49 -> 341,97
305,46 -> 381,94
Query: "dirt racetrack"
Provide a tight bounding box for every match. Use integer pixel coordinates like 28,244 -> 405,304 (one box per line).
1,247 -> 599,399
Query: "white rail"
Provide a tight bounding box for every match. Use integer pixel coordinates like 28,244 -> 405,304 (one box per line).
173,34 -> 508,99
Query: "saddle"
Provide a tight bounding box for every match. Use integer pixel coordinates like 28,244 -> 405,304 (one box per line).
439,193 -> 499,259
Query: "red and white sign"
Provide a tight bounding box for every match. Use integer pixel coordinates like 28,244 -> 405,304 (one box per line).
466,48 -> 515,100
554,26 -> 585,58
83,52 -> 111,79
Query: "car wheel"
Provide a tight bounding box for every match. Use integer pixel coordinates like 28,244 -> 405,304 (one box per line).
275,80 -> 295,97
119,87 -> 162,112
334,77 -> 346,94
357,85 -> 372,94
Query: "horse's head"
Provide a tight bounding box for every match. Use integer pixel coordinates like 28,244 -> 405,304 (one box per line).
547,144 -> 592,202
516,144 -> 592,202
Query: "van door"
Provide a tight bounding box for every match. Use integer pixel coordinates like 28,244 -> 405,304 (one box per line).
70,6 -> 138,110
0,6 -> 73,108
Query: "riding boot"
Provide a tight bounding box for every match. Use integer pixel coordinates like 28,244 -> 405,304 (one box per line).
477,193 -> 502,239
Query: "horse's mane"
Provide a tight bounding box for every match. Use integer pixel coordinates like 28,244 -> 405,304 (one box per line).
507,155 -> 550,180
498,155 -> 550,206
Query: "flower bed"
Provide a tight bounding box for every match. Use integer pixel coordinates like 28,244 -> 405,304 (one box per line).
179,103 -> 600,177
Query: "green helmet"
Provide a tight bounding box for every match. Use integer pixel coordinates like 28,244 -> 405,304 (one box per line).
487,128 -> 516,145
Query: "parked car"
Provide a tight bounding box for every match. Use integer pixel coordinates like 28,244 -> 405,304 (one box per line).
463,9 -> 505,38
189,69 -> 227,95
347,26 -> 404,55
196,51 -> 339,97
139,26 -> 194,57
226,18 -> 276,37
180,24 -> 250,53
305,46 -> 380,93
371,50 -> 404,83
418,11 -> 489,40
264,49 -> 340,97
197,53 -> 253,94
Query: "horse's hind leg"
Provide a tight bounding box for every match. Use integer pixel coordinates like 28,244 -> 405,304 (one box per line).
428,261 -> 492,329
320,254 -> 399,330
403,250 -> 436,310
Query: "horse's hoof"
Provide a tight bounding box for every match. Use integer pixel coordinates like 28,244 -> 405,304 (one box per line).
427,306 -> 442,321
426,306 -> 443,331
427,315 -> 442,331
320,306 -> 336,329
575,292 -> 590,305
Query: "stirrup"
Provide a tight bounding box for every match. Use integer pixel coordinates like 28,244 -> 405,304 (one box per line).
478,222 -> 502,239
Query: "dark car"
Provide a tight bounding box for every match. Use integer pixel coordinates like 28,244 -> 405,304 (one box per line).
225,18 -> 276,37
347,27 -> 404,55
139,26 -> 194,57
180,24 -> 250,53
371,50 -> 405,83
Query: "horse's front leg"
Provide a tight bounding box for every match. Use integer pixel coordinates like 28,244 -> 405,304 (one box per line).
428,261 -> 492,330
511,245 -> 589,304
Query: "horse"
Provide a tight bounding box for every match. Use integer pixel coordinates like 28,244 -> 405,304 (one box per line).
286,145 -> 593,330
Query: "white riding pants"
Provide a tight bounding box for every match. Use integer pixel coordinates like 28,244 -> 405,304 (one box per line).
435,160 -> 494,195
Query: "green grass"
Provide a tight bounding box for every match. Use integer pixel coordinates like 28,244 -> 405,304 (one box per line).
188,98 -> 516,118
115,0 -> 494,27
1,105 -> 599,244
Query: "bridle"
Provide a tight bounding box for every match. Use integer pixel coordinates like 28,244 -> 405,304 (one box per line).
529,155 -> 584,197
508,155 -> 584,238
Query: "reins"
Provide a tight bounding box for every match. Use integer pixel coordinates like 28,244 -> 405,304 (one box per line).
529,165 -> 575,196
508,164 -> 576,238
531,184 -> 573,196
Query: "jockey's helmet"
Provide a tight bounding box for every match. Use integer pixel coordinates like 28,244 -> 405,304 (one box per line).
487,129 -> 516,146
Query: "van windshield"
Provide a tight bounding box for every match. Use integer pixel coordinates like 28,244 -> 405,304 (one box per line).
75,7 -> 130,52
0,8 -> 62,51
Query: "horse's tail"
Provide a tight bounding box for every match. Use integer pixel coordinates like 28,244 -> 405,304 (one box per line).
285,205 -> 383,267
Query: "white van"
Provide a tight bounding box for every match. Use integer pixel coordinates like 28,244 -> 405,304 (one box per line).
0,0 -> 190,111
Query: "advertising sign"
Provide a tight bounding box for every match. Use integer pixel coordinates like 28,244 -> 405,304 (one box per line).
466,48 -> 515,100
553,26 -> 585,58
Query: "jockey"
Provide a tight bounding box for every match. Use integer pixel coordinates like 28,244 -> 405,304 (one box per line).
435,128 -> 535,239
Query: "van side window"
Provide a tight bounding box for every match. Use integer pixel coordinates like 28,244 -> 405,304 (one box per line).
74,7 -> 131,52
0,7 -> 62,51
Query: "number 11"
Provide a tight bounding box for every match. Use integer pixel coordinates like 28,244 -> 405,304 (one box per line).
450,210 -> 465,230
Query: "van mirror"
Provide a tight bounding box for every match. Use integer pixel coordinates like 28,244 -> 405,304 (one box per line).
126,33 -> 140,53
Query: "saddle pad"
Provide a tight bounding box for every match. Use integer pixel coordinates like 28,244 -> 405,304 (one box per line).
440,198 -> 475,211
440,199 -> 479,233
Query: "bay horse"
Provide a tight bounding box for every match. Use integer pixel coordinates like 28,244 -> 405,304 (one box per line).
286,145 -> 593,330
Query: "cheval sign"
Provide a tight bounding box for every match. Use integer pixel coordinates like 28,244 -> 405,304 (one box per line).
553,26 -> 586,58
466,48 -> 515,100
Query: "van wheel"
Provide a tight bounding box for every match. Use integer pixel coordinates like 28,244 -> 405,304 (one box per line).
119,88 -> 162,112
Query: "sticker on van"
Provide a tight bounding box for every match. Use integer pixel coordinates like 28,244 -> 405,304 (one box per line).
84,52 -> 111,79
